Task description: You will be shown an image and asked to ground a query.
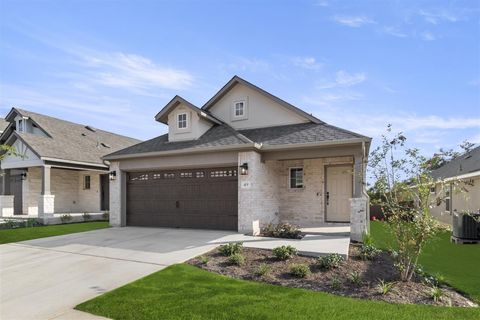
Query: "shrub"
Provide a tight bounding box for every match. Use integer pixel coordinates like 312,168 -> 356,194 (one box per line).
362,231 -> 374,246
254,263 -> 271,277
228,253 -> 245,266
423,272 -> 447,287
102,211 -> 109,220
360,244 -> 380,260
349,271 -> 363,285
318,253 -> 344,270
198,255 -> 210,265
3,219 -> 21,229
289,264 -> 310,278
219,242 -> 243,256
272,245 -> 297,260
25,218 -> 38,227
60,214 -> 72,224
377,279 -> 395,295
262,223 -> 302,239
430,286 -> 444,302
82,212 -> 91,221
330,276 -> 342,290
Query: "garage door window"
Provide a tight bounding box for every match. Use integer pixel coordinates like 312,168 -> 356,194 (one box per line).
195,171 -> 205,178
130,173 -> 149,181
163,173 -> 175,179
180,172 -> 193,178
210,169 -> 237,177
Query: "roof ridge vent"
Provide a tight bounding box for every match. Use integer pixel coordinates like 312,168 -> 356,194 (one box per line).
85,125 -> 96,132
100,142 -> 111,148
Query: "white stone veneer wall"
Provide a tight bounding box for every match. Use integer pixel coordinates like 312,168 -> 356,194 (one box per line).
109,161 -> 122,227
23,167 -> 102,214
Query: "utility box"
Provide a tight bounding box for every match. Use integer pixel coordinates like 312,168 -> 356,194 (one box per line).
452,211 -> 480,244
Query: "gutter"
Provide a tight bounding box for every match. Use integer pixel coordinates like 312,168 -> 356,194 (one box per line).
40,157 -> 109,168
259,138 -> 369,151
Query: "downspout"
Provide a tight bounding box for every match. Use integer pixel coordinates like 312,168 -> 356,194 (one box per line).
362,141 -> 371,233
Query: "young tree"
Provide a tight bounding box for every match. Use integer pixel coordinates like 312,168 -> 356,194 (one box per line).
368,125 -> 452,281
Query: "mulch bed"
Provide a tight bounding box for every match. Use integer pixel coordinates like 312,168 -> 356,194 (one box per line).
187,245 -> 477,307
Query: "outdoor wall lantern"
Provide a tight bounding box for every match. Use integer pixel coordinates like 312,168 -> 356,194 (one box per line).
239,162 -> 249,175
109,170 -> 117,181
21,172 -> 27,180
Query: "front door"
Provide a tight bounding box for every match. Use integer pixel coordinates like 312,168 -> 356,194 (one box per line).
325,166 -> 352,222
100,174 -> 110,211
10,175 -> 23,215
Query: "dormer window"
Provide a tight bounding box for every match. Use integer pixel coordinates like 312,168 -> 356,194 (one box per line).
177,113 -> 187,129
234,101 -> 245,117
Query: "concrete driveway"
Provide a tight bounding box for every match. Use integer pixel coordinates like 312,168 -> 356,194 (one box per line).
0,227 -> 236,320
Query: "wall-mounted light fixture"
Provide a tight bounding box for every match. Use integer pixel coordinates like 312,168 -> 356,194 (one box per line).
21,172 -> 27,180
239,162 -> 249,175
109,170 -> 117,181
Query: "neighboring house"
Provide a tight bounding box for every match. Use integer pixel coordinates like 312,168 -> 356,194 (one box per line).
0,108 -> 140,223
429,146 -> 480,225
104,76 -> 372,240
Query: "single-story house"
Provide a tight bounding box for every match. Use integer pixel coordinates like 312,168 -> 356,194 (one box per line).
0,108 -> 140,223
104,76 -> 371,241
430,146 -> 480,225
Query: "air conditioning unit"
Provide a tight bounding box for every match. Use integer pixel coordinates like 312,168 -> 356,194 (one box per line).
452,211 -> 480,242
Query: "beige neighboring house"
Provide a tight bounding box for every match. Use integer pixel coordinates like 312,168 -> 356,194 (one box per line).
104,76 -> 372,241
429,146 -> 480,225
0,108 -> 140,223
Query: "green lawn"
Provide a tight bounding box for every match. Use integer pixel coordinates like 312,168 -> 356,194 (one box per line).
370,221 -> 480,302
0,221 -> 109,244
76,264 -> 480,320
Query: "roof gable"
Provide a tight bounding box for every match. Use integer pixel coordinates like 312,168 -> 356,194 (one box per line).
155,95 -> 221,125
201,76 -> 322,124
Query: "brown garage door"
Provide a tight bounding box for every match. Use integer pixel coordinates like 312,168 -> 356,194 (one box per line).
127,167 -> 238,230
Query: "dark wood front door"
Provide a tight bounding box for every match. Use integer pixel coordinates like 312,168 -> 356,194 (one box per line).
126,167 -> 238,230
100,174 -> 110,211
10,175 -> 23,215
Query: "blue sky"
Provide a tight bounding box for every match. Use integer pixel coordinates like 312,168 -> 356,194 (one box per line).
1,0 -> 479,156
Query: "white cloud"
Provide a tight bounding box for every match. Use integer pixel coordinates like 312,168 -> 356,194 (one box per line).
292,57 -> 323,70
420,31 -> 436,41
220,57 -> 269,73
383,26 -> 408,38
317,70 -> 367,89
314,0 -> 329,7
418,9 -> 459,25
333,15 -> 375,28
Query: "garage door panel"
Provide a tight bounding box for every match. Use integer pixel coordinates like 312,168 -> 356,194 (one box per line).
127,167 -> 238,230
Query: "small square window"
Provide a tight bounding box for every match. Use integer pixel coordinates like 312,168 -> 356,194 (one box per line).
177,113 -> 187,129
289,168 -> 303,189
84,175 -> 91,190
234,102 -> 245,117
18,119 -> 24,132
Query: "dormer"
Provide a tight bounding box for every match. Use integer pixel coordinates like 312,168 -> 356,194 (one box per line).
155,96 -> 220,142
4,108 -> 49,137
202,76 -> 322,130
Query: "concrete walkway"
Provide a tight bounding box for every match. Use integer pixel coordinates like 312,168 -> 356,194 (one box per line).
0,226 -> 349,320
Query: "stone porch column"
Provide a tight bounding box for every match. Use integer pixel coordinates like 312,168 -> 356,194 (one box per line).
350,153 -> 369,242
38,165 -> 55,224
0,169 -> 14,217
109,161 -> 126,227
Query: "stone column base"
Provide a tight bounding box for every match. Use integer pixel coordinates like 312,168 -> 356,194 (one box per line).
38,195 -> 55,224
350,197 -> 369,242
0,195 -> 14,217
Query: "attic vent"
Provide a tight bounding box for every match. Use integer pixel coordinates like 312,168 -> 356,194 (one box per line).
85,125 -> 96,132
81,133 -> 86,136
100,142 -> 111,148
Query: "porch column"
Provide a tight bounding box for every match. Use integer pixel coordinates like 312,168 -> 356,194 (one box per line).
109,161 -> 126,227
350,153 -> 368,242
38,165 -> 55,224
0,169 -> 14,217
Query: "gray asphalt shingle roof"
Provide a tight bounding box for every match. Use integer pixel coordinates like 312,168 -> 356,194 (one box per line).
9,109 -> 141,165
0,118 -> 9,133
430,146 -> 480,179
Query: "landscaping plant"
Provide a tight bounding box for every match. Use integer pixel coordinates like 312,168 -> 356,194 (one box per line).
318,253 -> 344,270
368,125 -> 460,281
262,223 -> 302,239
289,264 -> 310,278
254,263 -> 271,277
349,271 -> 363,286
60,214 -> 72,224
219,242 -> 243,256
330,275 -> 342,290
431,286 -> 444,302
82,212 -> 91,221
377,279 -> 395,295
199,255 -> 210,265
228,253 -> 246,266
359,244 -> 380,260
272,245 -> 298,260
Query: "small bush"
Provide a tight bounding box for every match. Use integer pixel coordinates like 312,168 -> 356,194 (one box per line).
262,223 -> 302,239
423,272 -> 447,287
25,218 -> 38,227
318,253 -> 344,270
272,245 -> 298,260
430,286 -> 444,302
228,253 -> 245,266
362,232 -> 374,246
377,279 -> 395,295
289,264 -> 310,278
349,271 -> 363,285
360,244 -> 380,260
60,214 -> 72,224
198,255 -> 210,265
82,212 -> 91,221
254,263 -> 271,277
219,242 -> 243,256
330,276 -> 342,290
102,211 -> 109,220
3,219 -> 21,229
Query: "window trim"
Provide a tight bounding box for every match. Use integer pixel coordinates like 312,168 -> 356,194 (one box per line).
83,175 -> 91,190
288,167 -> 304,189
177,112 -> 188,129
233,101 -> 245,117
445,184 -> 452,212
231,99 -> 248,121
